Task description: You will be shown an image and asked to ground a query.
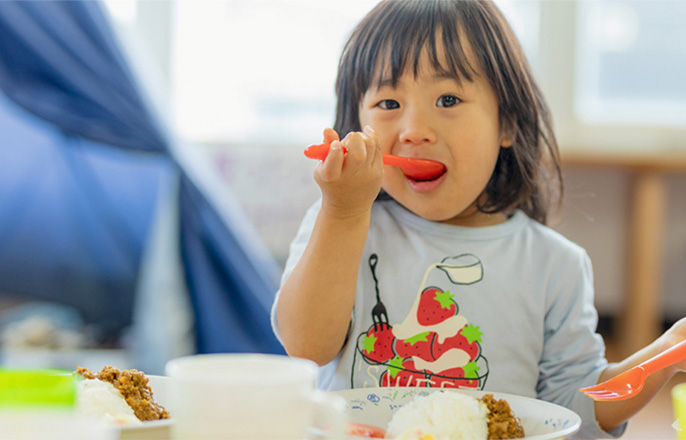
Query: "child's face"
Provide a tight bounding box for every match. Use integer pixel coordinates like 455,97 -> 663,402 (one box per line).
358,39 -> 512,227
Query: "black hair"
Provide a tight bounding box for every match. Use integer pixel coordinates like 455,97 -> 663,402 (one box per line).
333,0 -> 562,225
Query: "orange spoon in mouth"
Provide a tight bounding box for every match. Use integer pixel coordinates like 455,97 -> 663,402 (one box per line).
304,143 -> 446,180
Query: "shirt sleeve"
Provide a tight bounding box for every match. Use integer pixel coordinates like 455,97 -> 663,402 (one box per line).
537,248 -> 627,439
270,199 -> 321,345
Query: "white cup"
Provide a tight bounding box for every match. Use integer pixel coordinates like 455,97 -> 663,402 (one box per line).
165,353 -> 346,439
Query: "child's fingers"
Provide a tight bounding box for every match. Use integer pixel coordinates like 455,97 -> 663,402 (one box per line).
341,132 -> 367,169
318,139 -> 344,181
323,128 -> 340,144
363,125 -> 382,166
343,129 -> 380,170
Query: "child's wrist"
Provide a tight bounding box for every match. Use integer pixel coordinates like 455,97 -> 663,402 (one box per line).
318,204 -> 372,223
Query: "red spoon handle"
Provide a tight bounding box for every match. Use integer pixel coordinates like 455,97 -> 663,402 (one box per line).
304,143 -> 344,160
304,142 -> 398,167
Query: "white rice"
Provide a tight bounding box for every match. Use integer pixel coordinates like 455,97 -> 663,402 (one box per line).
76,378 -> 141,425
386,391 -> 488,440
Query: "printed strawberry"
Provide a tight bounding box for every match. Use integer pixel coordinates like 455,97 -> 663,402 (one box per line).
380,357 -> 429,387
394,331 -> 436,361
362,324 -> 395,363
430,367 -> 465,388
432,323 -> 482,362
430,361 -> 481,389
417,287 -> 457,325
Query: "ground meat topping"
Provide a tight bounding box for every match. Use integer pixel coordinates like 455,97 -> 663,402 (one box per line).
478,393 -> 525,439
76,365 -> 170,421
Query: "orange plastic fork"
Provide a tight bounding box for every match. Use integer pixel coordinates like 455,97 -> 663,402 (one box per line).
580,339 -> 686,401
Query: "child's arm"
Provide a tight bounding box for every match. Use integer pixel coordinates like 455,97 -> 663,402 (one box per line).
595,317 -> 686,432
277,127 -> 383,366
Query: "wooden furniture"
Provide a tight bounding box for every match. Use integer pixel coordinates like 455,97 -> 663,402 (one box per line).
561,150 -> 686,357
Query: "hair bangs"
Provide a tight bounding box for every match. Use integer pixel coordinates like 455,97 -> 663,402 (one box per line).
354,1 -> 478,95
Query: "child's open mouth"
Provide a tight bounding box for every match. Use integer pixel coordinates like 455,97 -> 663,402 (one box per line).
404,167 -> 447,192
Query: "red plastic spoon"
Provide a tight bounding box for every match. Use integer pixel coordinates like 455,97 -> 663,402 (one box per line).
304,143 -> 446,180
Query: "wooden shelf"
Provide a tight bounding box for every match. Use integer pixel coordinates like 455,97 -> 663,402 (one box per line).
561,149 -> 686,172
561,148 -> 685,357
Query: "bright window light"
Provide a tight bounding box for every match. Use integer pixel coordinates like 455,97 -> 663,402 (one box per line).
102,0 -> 137,24
171,0 -> 378,145
575,0 -> 686,127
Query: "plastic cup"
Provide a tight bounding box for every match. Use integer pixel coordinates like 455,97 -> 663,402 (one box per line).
165,353 -> 346,440
674,383 -> 686,440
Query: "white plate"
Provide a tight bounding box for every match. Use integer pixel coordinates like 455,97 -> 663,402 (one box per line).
116,375 -> 172,440
333,387 -> 581,440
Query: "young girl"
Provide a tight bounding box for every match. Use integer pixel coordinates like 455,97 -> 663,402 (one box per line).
271,1 -> 686,437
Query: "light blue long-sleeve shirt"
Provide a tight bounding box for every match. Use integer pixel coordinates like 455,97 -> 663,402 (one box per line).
272,198 -> 625,438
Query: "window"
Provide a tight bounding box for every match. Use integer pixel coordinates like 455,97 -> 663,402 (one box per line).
537,0 -> 686,150
575,0 -> 686,127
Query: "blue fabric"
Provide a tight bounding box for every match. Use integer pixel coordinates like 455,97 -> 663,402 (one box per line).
180,175 -> 284,354
0,91 -> 171,335
0,0 -> 284,354
0,1 -> 166,152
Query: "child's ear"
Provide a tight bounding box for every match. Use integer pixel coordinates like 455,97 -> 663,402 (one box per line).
499,119 -> 514,148
500,133 -> 513,148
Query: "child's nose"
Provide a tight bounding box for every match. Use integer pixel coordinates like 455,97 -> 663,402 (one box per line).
398,109 -> 436,146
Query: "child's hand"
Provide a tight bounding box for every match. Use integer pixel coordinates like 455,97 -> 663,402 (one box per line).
659,317 -> 686,373
314,126 -> 383,220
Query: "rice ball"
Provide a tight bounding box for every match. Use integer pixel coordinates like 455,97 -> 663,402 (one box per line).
76,379 -> 141,425
386,391 -> 488,440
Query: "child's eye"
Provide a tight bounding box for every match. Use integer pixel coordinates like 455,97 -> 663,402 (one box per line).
436,95 -> 460,108
378,99 -> 400,110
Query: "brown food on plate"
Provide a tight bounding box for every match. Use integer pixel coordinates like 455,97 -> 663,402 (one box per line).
478,393 -> 525,439
76,365 -> 170,421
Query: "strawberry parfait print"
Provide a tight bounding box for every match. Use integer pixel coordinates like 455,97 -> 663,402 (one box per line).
351,254 -> 489,389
